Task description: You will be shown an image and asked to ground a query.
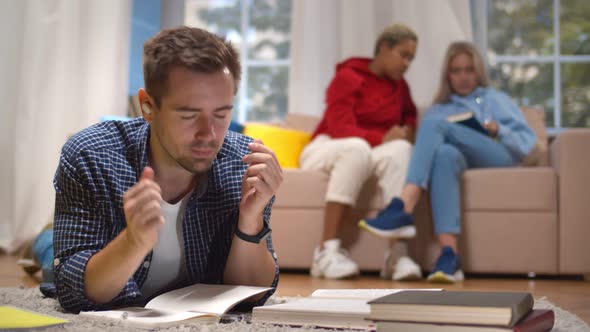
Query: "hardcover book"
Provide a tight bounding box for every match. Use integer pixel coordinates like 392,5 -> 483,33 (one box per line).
375,309 -> 554,332
447,111 -> 490,136
368,290 -> 534,327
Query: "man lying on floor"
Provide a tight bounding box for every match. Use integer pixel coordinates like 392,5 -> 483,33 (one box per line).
51,26 -> 282,313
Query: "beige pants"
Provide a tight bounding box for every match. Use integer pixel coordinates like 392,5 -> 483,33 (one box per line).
299,135 -> 413,206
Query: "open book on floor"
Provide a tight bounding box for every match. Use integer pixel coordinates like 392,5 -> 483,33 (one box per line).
80,284 -> 271,329
447,111 -> 490,136
368,290 -> 534,328
251,288 -> 442,330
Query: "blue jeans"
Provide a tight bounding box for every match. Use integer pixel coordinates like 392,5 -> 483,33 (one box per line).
32,229 -> 54,283
406,118 -> 516,234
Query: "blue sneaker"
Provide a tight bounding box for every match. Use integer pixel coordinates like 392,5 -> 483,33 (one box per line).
358,198 -> 416,239
427,246 -> 465,283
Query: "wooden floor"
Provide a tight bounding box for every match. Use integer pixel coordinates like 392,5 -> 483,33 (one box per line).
1,254 -> 588,324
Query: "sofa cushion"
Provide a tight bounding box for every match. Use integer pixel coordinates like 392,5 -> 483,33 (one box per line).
274,169 -> 328,208
284,113 -> 320,134
243,123 -> 311,168
462,167 -> 557,211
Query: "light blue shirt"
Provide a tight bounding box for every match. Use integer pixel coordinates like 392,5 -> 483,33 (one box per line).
423,87 -> 537,162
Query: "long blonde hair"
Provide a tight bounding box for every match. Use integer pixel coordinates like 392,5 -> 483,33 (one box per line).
433,41 -> 489,104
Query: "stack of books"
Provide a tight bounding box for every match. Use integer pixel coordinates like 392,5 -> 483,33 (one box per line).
367,290 -> 555,332
251,288 -> 441,329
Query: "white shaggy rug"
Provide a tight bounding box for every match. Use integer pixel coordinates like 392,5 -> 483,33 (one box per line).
1,287 -> 588,331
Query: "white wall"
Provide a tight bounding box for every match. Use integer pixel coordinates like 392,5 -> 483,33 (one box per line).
161,0 -> 185,29
0,0 -> 25,250
0,0 -> 132,253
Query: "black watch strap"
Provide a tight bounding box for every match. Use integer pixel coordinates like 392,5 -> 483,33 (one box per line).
235,221 -> 272,244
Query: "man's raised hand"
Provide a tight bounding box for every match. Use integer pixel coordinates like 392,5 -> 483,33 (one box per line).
240,140 -> 283,225
122,166 -> 164,252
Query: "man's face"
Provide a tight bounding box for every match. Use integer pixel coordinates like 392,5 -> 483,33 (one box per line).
383,39 -> 416,80
448,53 -> 479,97
150,67 -> 234,174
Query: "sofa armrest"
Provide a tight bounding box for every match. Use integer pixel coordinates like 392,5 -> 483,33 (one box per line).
549,129 -> 590,274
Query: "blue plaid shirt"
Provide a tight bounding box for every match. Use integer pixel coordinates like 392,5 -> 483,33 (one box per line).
53,118 -> 279,313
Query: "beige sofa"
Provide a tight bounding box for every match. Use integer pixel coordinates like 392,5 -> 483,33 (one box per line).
271,109 -> 590,277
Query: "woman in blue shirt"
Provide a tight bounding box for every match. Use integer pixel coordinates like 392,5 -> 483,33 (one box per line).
359,41 -> 537,283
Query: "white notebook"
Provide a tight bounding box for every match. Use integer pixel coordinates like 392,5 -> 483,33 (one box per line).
252,288 -> 441,330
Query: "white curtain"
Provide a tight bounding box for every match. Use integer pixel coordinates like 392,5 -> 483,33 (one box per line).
0,0 -> 132,253
288,0 -> 472,116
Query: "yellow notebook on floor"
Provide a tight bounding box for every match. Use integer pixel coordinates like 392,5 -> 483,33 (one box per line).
0,306 -> 68,329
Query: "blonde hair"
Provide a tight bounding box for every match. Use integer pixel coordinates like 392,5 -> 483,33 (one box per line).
433,41 -> 489,104
373,24 -> 418,56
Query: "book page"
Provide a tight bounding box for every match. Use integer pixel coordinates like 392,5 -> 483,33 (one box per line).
145,284 -> 271,315
447,111 -> 475,122
80,307 -> 216,328
256,298 -> 371,315
253,298 -> 377,330
310,288 -> 442,301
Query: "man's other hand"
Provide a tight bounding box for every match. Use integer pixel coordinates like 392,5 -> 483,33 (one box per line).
239,140 -> 283,232
122,166 -> 163,252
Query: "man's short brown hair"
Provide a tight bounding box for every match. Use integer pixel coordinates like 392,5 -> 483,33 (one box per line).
143,26 -> 241,106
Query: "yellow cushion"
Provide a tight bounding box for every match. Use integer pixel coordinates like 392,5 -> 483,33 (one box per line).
243,123 -> 312,168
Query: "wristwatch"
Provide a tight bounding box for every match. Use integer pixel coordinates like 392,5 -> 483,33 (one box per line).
235,221 -> 272,244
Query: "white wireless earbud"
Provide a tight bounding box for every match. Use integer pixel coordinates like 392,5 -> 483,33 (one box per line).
142,103 -> 152,114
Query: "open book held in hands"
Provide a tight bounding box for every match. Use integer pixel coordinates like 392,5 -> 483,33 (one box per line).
252,288 -> 441,330
447,111 -> 490,136
80,283 -> 272,329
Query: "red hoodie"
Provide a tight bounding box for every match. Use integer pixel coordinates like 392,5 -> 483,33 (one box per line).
312,58 -> 417,147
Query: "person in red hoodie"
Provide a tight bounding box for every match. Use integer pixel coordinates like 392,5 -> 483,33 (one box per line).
299,24 -> 421,280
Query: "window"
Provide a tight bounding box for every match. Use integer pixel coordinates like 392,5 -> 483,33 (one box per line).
185,0 -> 292,123
474,0 -> 590,131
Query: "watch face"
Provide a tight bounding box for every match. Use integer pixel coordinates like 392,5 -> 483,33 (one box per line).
251,224 -> 271,244
259,227 -> 272,242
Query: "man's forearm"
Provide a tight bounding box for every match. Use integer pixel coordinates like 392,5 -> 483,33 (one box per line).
84,229 -> 149,303
224,238 -> 276,287
224,215 -> 276,287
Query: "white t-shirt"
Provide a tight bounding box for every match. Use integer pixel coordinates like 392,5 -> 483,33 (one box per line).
139,195 -> 189,301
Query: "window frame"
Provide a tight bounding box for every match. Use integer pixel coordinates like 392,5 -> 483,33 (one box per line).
185,0 -> 291,123
474,0 -> 590,134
